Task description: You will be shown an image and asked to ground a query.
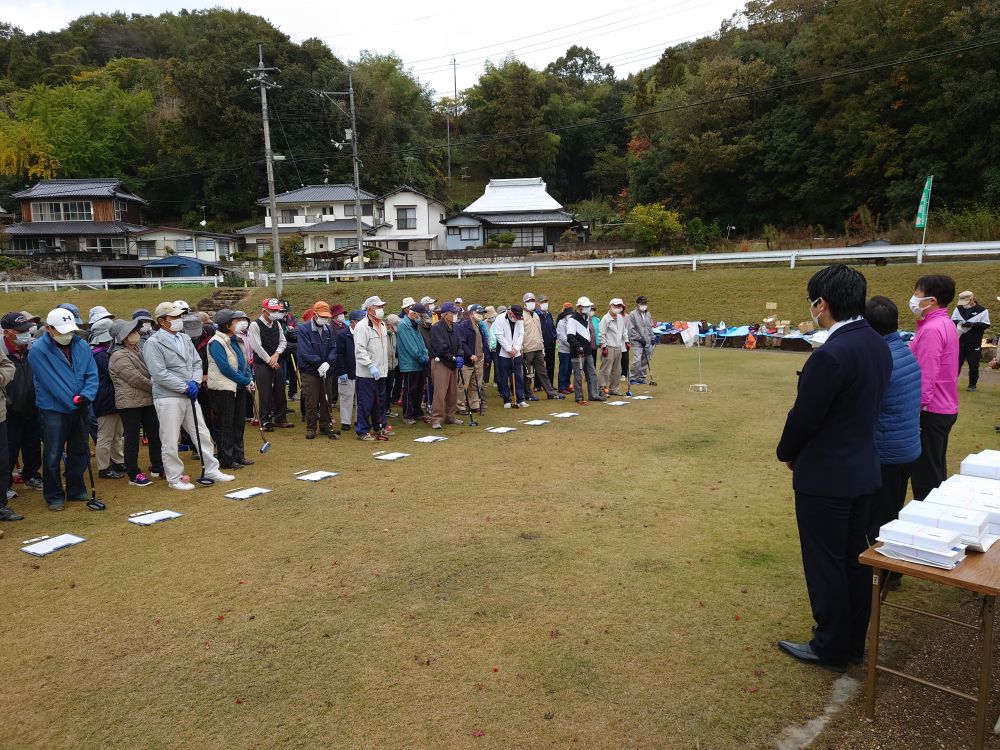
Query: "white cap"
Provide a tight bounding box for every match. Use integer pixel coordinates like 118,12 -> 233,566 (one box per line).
173,300 -> 191,313
523,292 -> 536,302
401,297 -> 415,308
88,305 -> 113,325
576,296 -> 594,308
609,297 -> 624,307
362,295 -> 385,309
420,296 -> 436,306
46,308 -> 79,334
454,297 -> 463,304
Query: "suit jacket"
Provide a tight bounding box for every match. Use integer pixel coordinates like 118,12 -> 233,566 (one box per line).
776,319 -> 891,497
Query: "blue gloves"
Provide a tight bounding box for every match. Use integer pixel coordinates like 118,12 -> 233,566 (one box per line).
420,355 -> 429,365
368,364 -> 380,379
455,355 -> 464,370
185,380 -> 199,399
338,373 -> 348,384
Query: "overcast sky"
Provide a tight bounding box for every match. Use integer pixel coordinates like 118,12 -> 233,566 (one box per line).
15,0 -> 745,97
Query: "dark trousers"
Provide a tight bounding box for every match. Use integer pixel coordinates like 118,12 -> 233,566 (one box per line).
388,366 -> 402,405
402,370 -> 426,420
866,462 -> 913,545
284,354 -> 298,398
496,356 -> 525,404
557,352 -> 571,391
208,389 -> 246,467
0,420 -> 9,507
537,343 -> 556,388
911,411 -> 958,500
119,405 -> 163,480
959,342 -> 982,388
621,350 -> 629,382
253,361 -> 287,424
300,373 -> 332,430
424,363 -> 434,407
6,411 -> 41,482
38,408 -> 89,506
795,491 -> 871,666
355,376 -> 387,435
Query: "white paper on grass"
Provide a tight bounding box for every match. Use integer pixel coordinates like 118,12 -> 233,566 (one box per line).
128,510 -> 182,526
550,412 -> 579,418
523,420 -> 550,426
413,435 -> 448,443
375,452 -> 410,461
629,395 -> 653,400
21,534 -> 86,557
225,487 -> 272,500
605,400 -> 630,406
296,471 -> 339,482
486,427 -> 517,434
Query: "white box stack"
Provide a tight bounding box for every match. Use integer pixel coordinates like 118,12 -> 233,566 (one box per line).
876,519 -> 966,570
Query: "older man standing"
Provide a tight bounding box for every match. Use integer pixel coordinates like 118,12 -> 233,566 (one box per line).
520,292 -> 563,401
599,298 -> 629,396
493,304 -> 527,409
628,295 -> 655,385
297,301 -> 339,440
249,298 -> 291,431
145,301 -> 233,491
354,296 -> 391,441
952,289 -> 990,392
429,301 -> 463,428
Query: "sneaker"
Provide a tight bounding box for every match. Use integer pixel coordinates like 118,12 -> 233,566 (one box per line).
111,461 -> 127,474
342,424 -> 351,433
577,400 -> 589,406
404,418 -> 417,425
275,422 -> 295,429
236,458 -> 255,466
445,418 -> 464,426
6,489 -> 16,500
204,471 -> 235,482
431,422 -> 443,429
968,386 -> 977,392
0,506 -> 24,521
319,424 -> 332,435
169,481 -> 195,491
358,432 -> 376,441
387,411 -> 399,418
548,393 -> 565,400
592,395 -> 607,402
149,468 -> 164,479
558,389 -> 571,395
24,477 -> 43,490
528,395 -> 539,402
503,403 -> 512,409
98,468 -> 125,480
48,501 -> 65,511
517,401 -> 530,408
381,425 -> 395,436
375,432 -> 390,441
250,418 -> 260,426
306,428 -> 317,440
129,473 -> 153,487
220,464 -> 244,471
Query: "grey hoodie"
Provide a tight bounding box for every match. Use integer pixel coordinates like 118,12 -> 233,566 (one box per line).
144,327 -> 202,400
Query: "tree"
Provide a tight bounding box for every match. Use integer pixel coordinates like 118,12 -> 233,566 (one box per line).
263,234 -> 305,272
626,203 -> 682,251
0,115 -> 58,178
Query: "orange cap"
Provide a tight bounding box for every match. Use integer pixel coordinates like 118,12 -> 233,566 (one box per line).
313,301 -> 332,316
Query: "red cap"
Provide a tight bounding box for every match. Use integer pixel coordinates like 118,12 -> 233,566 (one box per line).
262,298 -> 282,311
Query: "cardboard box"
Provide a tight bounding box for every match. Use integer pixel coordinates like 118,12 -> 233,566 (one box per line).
878,519 -> 962,553
943,474 -> 1000,498
798,321 -> 816,333
898,501 -> 987,546
961,450 -> 1000,480
925,489 -> 1000,535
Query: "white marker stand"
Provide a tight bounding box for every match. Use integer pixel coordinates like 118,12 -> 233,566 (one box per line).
689,333 -> 709,393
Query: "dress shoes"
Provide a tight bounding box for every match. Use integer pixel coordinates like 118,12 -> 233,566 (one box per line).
777,640 -> 847,673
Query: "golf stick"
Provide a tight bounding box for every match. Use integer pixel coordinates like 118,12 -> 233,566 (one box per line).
322,373 -> 339,439
625,345 -> 633,397
189,396 -> 215,487
509,366 -> 518,407
250,390 -> 272,453
424,366 -> 432,422
458,361 -> 477,426
78,409 -> 105,511
645,341 -> 657,386
374,373 -> 389,440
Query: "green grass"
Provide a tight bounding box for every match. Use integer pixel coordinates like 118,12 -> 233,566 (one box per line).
1,348 -> 997,748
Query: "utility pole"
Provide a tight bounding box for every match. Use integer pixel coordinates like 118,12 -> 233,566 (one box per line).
451,57 -> 458,186
314,79 -> 366,269
247,44 -> 283,294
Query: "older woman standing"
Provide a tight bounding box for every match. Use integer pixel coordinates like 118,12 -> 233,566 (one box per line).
108,318 -> 163,486
207,310 -> 255,470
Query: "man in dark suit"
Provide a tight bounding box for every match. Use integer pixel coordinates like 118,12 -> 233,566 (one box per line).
776,265 -> 892,672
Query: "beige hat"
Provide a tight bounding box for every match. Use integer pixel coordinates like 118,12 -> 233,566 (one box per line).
957,290 -> 974,305
362,295 -> 386,309
154,301 -> 186,319
609,297 -> 624,307
401,297 -> 415,308
576,296 -> 594,308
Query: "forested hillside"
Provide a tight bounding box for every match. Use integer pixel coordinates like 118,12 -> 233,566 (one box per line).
0,0 -> 997,244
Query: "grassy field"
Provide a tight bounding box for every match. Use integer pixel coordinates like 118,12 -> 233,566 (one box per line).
4,260 -> 998,329
0,344 -> 997,749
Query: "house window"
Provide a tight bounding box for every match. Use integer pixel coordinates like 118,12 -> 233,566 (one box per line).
344,203 -> 374,218
447,227 -> 460,236
362,204 -> 373,217
85,238 -> 126,253
460,227 -> 479,241
256,242 -> 269,257
173,239 -> 194,253
197,238 -> 216,252
137,240 -> 157,259
10,238 -> 56,252
334,238 -> 353,250
396,206 -> 417,230
280,209 -> 297,223
114,199 -> 127,221
32,201 -> 94,222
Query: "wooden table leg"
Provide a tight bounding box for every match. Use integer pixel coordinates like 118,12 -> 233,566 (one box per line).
974,595 -> 995,750
865,568 -> 883,719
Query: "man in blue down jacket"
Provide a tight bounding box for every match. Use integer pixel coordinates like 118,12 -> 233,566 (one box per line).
456,304 -> 491,415
296,301 -> 338,440
29,308 -> 99,511
863,296 -> 922,544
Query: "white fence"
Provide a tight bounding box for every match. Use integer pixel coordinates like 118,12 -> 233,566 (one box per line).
250,241 -> 1000,287
1,275 -> 225,293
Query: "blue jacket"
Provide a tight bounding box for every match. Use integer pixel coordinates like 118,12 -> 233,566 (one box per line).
776,320 -> 891,497
29,333 -> 99,414
457,318 -> 491,365
296,320 -> 338,377
875,331 -> 922,465
538,310 -> 557,347
91,344 -> 117,417
209,337 -> 253,387
334,326 -> 357,379
396,317 -> 428,373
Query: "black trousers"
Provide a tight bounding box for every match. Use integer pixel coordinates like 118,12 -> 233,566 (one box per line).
208,388 -> 246,467
388,366 -> 402,405
0,419 -> 10,507
6,411 -> 41,482
959,342 -> 982,388
119,405 -> 163,480
795,491 -> 871,666
911,411 -> 958,500
253,361 -> 287,424
536,344 -> 556,387
866,462 -> 913,545
300,373 -> 332,430
402,370 -> 426,420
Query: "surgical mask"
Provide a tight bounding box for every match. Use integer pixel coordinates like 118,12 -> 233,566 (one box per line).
539,303 -> 549,312
268,311 -> 284,321
316,316 -> 331,327
14,332 -> 33,346
525,302 -> 536,312
638,304 -> 648,312
126,332 -> 141,346
374,308 -> 385,320
336,314 -> 345,324
580,307 -> 592,315
139,323 -> 152,334
235,321 -> 249,333
169,318 -> 185,332
474,313 -> 484,322
52,331 -> 75,345
909,295 -> 930,317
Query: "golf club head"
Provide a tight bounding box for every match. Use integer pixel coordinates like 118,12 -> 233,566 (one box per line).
197,477 -> 215,487
87,497 -> 106,511
259,441 -> 271,454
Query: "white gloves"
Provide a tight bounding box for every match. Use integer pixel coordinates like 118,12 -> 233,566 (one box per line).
318,362 -> 331,378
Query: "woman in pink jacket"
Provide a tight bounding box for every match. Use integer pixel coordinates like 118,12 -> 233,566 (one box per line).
908,274 -> 959,500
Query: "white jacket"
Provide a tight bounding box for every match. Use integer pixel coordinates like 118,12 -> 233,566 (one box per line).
599,312 -> 629,349
353,316 -> 389,378
492,315 -> 524,359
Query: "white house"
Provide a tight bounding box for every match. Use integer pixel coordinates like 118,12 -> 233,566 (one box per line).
133,227 -> 238,263
367,185 -> 449,266
442,177 -> 579,252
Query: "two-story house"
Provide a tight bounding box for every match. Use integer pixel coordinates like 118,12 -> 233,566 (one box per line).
367,185 -> 449,266
4,178 -> 148,258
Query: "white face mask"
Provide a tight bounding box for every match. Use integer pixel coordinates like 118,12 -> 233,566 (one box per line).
909,295 -> 931,317
169,318 -> 185,332
268,311 -> 284,321
235,321 -> 249,333
808,299 -> 822,328
14,332 -> 33,346
473,313 -> 484,322
539,303 -> 549,312
52,331 -> 75,345
139,323 -> 152,334
316,316 -> 331,327
580,307 -> 592,316
374,308 -> 385,320
525,302 -> 536,312
638,304 -> 648,312
336,314 -> 345,323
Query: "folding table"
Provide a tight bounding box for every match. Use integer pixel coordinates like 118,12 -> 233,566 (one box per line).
861,543 -> 1000,750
